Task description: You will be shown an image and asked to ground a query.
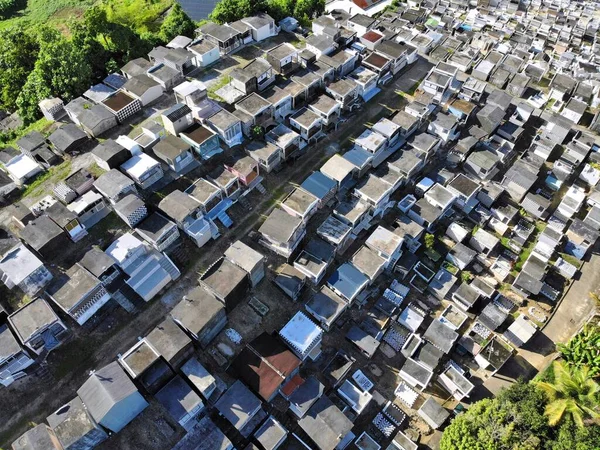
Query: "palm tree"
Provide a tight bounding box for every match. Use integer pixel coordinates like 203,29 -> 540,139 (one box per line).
536,361 -> 600,428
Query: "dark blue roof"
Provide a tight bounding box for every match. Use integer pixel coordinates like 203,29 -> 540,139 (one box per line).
327,263 -> 369,300
301,172 -> 336,200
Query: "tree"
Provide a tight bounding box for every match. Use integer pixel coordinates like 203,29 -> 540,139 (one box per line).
536,361 -> 600,428
549,418 -> 600,450
159,3 -> 196,42
557,324 -> 600,377
210,0 -> 267,24
83,6 -> 111,48
293,0 -> 325,25
0,28 -> 39,111
70,21 -> 111,81
440,382 -> 552,450
17,29 -> 93,123
0,0 -> 15,18
211,0 -> 249,24
267,0 -> 294,21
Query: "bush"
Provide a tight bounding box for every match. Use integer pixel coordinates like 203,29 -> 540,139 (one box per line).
557,324 -> 600,377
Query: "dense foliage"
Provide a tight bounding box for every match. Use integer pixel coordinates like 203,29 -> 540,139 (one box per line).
210,0 -> 325,25
558,324 -> 600,377
536,361 -> 600,428
159,3 -> 196,42
440,382 -> 552,450
441,373 -> 600,450
0,1 -> 195,126
0,0 -> 16,17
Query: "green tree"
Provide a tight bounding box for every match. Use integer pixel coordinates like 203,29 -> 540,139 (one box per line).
267,0 -> 294,21
0,28 -> 39,111
549,418 -> 600,450
211,0 -> 248,24
17,29 -> 93,123
536,361 -> 600,428
160,3 -> 196,42
557,324 -> 600,377
0,0 -> 15,17
293,0 -> 325,25
83,6 -> 111,48
460,271 -> 473,283
440,382 -> 552,450
70,20 -> 111,81
210,0 -> 267,24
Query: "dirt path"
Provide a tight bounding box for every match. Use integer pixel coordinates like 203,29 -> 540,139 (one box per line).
0,58 -> 432,447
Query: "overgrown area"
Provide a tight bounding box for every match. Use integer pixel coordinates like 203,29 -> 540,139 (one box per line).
210,0 -> 325,26
0,0 -> 196,130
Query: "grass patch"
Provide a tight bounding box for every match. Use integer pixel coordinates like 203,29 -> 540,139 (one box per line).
538,76 -> 552,88
103,0 -> 173,33
20,160 -> 72,199
0,0 -> 95,31
87,162 -> 106,178
397,78 -> 423,98
512,225 -> 543,274
0,118 -> 54,149
265,186 -> 288,209
207,75 -> 231,101
558,252 -> 581,268
545,98 -> 557,110
500,236 -> 512,249
290,37 -> 305,49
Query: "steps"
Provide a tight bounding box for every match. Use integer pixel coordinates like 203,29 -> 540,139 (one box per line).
112,290 -> 139,314
217,211 -> 233,228
255,182 -> 267,195
158,254 -> 181,281
237,195 -> 252,210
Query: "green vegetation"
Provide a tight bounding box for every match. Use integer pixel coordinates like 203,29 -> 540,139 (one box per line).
424,233 -> 435,249
207,75 -> 231,101
0,0 -> 197,128
460,270 -> 473,283
86,162 -> 106,178
0,0 -> 95,31
210,0 -> 324,26
20,160 -> 72,199
514,238 -> 535,273
441,380 -> 600,450
557,324 -> 600,378
442,261 -> 459,275
397,80 -> 420,98
0,118 -> 53,146
536,361 -> 600,428
558,252 -> 582,268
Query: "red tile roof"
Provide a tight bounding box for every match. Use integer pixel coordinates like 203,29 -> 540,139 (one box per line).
362,30 -> 384,43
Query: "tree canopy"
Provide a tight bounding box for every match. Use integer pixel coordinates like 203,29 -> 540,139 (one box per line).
17,28 -> 93,123
159,3 -> 196,42
441,380 -> 600,450
535,361 -> 600,428
557,324 -> 600,377
0,28 -> 40,112
210,0 -> 324,25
